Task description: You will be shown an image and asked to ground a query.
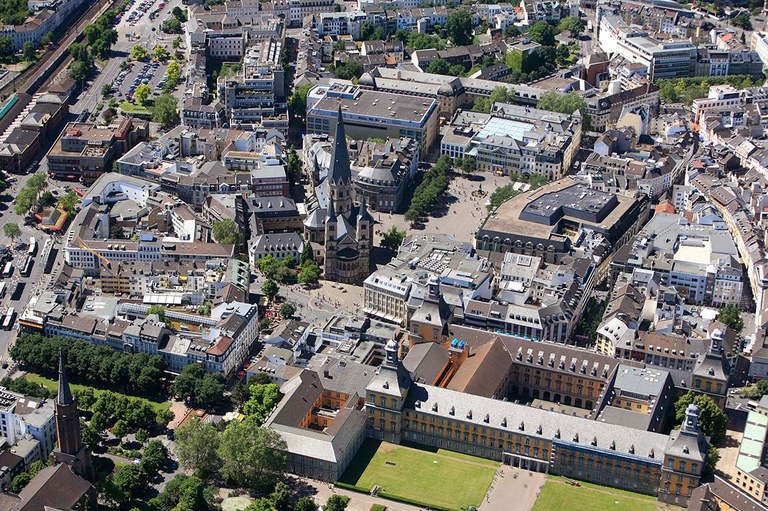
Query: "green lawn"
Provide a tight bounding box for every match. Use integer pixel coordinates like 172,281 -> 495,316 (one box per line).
24,373 -> 170,415
339,440 -> 497,511
532,476 -> 656,511
119,100 -> 153,117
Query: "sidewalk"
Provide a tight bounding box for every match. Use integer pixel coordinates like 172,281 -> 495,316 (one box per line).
292,478 -> 424,511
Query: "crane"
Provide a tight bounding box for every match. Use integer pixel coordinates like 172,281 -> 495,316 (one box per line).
75,236 -> 119,278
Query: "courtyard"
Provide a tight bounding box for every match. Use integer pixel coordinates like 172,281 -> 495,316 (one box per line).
339,440 -> 499,511
530,476 -> 657,511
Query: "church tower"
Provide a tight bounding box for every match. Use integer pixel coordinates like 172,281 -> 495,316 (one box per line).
324,197 -> 338,281
328,105 -> 353,215
53,353 -> 94,482
356,193 -> 374,271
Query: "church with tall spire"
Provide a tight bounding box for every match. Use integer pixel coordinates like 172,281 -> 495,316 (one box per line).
52,352 -> 94,482
304,105 -> 374,283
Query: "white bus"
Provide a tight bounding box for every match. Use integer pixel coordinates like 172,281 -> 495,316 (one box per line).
1,261 -> 12,278
28,237 -> 36,256
2,308 -> 14,330
20,256 -> 32,277
0,282 -> 5,298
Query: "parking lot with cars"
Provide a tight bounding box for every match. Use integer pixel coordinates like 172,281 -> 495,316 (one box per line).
121,0 -> 167,27
113,60 -> 173,101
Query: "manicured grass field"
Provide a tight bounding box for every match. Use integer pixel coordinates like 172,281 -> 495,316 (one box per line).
532,476 -> 656,511
339,440 -> 498,510
24,373 -> 170,415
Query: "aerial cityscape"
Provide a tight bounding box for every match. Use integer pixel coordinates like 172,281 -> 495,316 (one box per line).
0,0 -> 767,510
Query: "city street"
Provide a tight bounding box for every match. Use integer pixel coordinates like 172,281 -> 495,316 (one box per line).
0,172 -> 55,377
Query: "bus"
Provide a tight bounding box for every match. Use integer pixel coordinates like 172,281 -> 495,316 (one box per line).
20,256 -> 32,277
0,282 -> 5,298
2,308 -> 14,330
28,237 -> 36,256
1,261 -> 12,278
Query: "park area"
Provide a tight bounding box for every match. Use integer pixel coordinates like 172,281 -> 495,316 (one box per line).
531,476 -> 657,511
339,440 -> 498,511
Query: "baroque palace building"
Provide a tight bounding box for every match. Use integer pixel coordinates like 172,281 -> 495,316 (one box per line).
363,340 -> 709,506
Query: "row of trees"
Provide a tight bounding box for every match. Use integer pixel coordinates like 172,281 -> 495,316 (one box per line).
404,155 -> 452,223
657,75 -> 757,106
11,333 -> 167,398
14,171 -> 47,215
78,389 -> 173,436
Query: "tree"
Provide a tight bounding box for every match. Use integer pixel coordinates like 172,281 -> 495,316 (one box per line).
323,495 -> 349,511
445,10 -> 472,46
69,43 -> 89,63
131,45 -> 148,61
147,305 -> 167,322
152,94 -> 179,127
135,428 -> 149,444
293,497 -> 318,511
298,261 -> 320,286
196,373 -> 225,408
217,419 -> 287,491
333,60 -> 363,80
280,302 -> 296,319
732,12 -> 752,30
287,145 -> 302,185
22,41 -> 36,62
80,420 -> 101,447
153,44 -> 169,62
172,6 -> 187,22
90,411 -> 109,432
0,36 -> 12,57
212,219 -> 242,246
538,91 -> 589,128
262,279 -> 279,301
243,383 -> 281,425
134,84 -> 151,106
162,17 -> 183,33
289,83 -> 313,119
102,82 -> 113,98
172,36 -> 183,49
112,464 -> 146,502
270,481 -> 291,511
527,20 -> 556,46
558,16 -> 585,38
174,363 -> 205,402
408,32 -> 445,50
11,472 -> 31,494
487,184 -> 517,211
674,392 -> 728,444
3,223 -> 20,244
141,439 -> 169,475
164,60 -> 181,92
175,417 -> 221,478
112,419 -> 130,441
60,190 -> 79,217
299,243 -> 314,266
448,64 -> 467,77
706,445 -> 720,475
461,155 -> 477,174
381,226 -> 405,252
426,58 -> 450,75
259,318 -> 271,331
231,382 -> 250,408
719,304 -> 743,332
359,21 -> 375,41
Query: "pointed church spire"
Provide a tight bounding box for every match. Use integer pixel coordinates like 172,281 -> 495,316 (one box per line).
358,193 -> 374,223
58,350 -> 73,406
330,104 -> 352,186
